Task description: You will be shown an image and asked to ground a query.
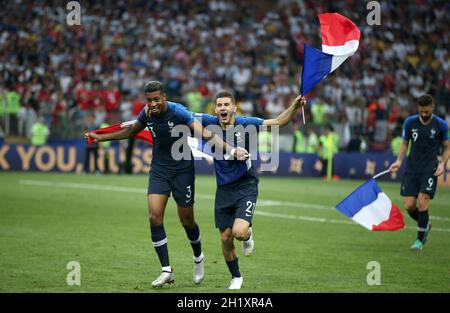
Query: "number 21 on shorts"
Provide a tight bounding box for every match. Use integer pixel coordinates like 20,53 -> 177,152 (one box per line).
246,201 -> 256,217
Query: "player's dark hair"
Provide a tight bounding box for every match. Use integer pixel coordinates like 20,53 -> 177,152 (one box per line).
417,94 -> 434,107
144,80 -> 165,93
215,90 -> 235,104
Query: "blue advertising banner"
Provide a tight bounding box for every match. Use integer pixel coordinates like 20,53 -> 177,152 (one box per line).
1,140 -> 449,186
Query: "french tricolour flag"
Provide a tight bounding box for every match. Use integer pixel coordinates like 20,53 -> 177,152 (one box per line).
336,179 -> 405,231
88,120 -> 213,161
301,13 -> 361,95
87,120 -> 154,144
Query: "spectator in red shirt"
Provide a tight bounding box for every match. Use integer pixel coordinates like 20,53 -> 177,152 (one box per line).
103,81 -> 121,112
132,94 -> 145,118
75,80 -> 92,111
91,80 -> 104,110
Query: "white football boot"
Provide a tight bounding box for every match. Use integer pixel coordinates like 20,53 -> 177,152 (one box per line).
229,276 -> 244,290
152,271 -> 174,288
193,252 -> 205,285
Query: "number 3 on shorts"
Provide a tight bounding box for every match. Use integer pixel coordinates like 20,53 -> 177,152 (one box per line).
186,185 -> 192,199
245,201 -> 256,217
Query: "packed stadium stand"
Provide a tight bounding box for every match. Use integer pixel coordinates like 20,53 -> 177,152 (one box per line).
1,0 -> 449,153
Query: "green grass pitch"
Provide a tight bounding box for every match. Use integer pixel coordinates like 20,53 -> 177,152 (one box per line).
1,172 -> 449,292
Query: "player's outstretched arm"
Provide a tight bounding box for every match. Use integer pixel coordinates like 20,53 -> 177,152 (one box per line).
389,140 -> 409,172
263,95 -> 306,127
434,140 -> 450,176
189,120 -> 250,160
84,121 -> 146,143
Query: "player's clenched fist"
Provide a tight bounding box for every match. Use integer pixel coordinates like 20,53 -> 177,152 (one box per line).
234,147 -> 251,161
388,160 -> 402,173
294,96 -> 306,108
84,131 -> 100,143
434,163 -> 444,176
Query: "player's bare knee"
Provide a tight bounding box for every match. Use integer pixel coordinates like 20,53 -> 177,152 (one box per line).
220,229 -> 233,243
178,214 -> 195,228
177,206 -> 194,227
404,200 -> 416,212
221,236 -> 233,246
417,194 -> 430,211
232,228 -> 247,241
149,213 -> 163,225
180,219 -> 195,229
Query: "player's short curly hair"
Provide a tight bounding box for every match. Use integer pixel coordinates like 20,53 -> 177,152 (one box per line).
215,90 -> 235,104
144,80 -> 165,93
417,94 -> 434,107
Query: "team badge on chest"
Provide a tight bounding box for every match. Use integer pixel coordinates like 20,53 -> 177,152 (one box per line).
430,128 -> 436,139
168,121 -> 174,133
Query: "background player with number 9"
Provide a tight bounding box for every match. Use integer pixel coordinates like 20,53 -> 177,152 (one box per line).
389,94 -> 450,250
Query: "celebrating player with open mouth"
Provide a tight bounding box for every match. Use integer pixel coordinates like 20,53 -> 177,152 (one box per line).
197,90 -> 305,289
85,81 -> 249,288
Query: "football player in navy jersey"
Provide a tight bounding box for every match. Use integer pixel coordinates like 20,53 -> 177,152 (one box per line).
85,81 -> 249,288
197,90 -> 305,289
389,94 -> 449,250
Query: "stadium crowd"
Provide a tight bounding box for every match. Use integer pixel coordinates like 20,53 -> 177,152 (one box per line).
0,0 -> 449,154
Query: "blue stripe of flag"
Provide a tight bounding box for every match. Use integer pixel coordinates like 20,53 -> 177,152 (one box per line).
301,44 -> 333,95
335,179 -> 382,218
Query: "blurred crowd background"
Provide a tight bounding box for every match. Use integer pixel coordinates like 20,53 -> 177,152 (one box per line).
1,0 -> 449,155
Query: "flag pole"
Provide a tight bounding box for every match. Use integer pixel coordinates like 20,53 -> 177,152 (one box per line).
300,52 -> 306,125
373,169 -> 391,180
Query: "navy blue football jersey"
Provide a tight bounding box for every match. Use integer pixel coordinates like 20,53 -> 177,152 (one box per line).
402,114 -> 449,173
197,114 -> 264,186
137,101 -> 195,174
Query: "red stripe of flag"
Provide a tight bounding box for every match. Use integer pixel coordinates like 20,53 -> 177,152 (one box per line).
372,203 -> 405,231
319,13 -> 360,46
87,122 -> 153,144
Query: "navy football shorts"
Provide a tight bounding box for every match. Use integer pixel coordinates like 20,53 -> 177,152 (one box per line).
148,169 -> 195,207
214,175 -> 258,229
401,170 -> 438,199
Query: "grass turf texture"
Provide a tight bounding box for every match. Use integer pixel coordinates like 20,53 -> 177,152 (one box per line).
1,172 -> 449,292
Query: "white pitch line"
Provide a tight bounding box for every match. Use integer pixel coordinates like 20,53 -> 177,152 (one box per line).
18,180 -> 331,209
17,179 -> 450,231
18,179 -> 217,199
255,211 -> 450,233
255,211 -> 354,225
19,179 -> 146,194
257,199 -> 333,210
425,215 -> 450,222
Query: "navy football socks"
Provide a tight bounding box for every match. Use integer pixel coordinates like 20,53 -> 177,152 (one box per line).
417,210 -> 429,243
183,223 -> 202,258
408,207 -> 419,221
226,258 -> 241,278
150,224 -> 170,268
